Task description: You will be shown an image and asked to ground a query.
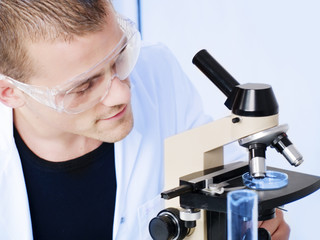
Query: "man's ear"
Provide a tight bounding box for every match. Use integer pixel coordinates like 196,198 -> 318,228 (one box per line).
0,80 -> 25,108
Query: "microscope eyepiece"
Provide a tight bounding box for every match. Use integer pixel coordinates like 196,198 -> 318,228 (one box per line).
272,133 -> 304,167
192,49 -> 239,98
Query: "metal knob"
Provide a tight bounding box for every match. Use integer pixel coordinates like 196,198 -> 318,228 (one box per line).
149,208 -> 188,240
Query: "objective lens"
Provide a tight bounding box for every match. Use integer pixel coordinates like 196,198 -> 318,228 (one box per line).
249,143 -> 267,178
272,133 -> 303,166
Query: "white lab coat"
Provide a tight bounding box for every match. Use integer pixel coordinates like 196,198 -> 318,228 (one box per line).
0,43 -> 227,239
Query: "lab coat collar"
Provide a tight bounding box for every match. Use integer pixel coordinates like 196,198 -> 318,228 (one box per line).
113,127 -> 142,239
0,105 -> 33,239
112,73 -> 144,239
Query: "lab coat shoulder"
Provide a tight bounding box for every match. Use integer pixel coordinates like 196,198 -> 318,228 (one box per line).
132,42 -> 212,136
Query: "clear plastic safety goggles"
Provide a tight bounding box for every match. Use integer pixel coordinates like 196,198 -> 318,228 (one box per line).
0,15 -> 141,114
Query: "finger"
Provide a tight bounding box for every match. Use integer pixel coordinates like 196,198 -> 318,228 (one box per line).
259,209 -> 284,235
271,220 -> 290,240
259,220 -> 279,236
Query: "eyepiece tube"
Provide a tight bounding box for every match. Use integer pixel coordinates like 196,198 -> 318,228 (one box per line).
192,49 -> 240,97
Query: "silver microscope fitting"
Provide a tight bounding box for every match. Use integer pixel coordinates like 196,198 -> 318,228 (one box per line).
239,124 -> 303,178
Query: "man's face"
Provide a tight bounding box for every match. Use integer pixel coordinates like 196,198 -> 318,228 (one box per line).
18,10 -> 134,143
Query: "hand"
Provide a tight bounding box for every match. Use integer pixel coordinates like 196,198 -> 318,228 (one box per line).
258,209 -> 290,240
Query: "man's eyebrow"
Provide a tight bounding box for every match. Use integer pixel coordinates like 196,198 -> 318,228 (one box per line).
74,41 -> 128,85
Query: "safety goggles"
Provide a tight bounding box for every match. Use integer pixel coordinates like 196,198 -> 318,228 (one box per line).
0,15 -> 141,114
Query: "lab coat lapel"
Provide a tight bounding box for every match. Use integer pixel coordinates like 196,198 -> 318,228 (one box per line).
0,148 -> 33,240
0,106 -> 33,239
113,127 -> 142,239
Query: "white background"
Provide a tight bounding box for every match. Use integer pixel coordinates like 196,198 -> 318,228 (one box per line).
114,1 -> 320,239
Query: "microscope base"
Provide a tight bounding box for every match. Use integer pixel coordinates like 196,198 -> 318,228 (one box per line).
177,163 -> 320,239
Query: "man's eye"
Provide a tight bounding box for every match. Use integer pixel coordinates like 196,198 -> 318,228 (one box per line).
73,81 -> 92,94
71,76 -> 102,95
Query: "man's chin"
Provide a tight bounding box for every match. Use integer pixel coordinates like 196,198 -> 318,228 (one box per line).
96,115 -> 134,143
108,122 -> 134,143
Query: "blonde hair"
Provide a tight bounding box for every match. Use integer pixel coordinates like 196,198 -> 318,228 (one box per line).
0,0 -> 110,82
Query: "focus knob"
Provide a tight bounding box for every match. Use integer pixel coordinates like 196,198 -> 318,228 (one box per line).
149,208 -> 188,240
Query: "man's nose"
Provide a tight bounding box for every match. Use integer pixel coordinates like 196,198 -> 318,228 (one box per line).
100,77 -> 131,107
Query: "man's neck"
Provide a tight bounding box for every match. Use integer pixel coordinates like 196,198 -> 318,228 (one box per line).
13,109 -> 102,162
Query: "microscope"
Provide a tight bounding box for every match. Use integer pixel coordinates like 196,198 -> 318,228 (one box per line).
149,50 -> 320,240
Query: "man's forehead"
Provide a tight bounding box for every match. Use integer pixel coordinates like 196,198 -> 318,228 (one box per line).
25,12 -> 122,86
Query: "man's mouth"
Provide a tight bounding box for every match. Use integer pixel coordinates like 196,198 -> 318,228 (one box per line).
101,105 -> 127,121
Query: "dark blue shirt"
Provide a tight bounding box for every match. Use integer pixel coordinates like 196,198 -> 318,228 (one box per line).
14,127 -> 116,240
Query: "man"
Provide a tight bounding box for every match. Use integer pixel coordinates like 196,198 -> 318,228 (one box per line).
0,0 -> 289,239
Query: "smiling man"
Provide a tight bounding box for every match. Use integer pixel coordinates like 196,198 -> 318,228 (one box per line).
0,0 -> 289,239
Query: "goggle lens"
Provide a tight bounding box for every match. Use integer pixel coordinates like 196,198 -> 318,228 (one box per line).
58,18 -> 141,114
